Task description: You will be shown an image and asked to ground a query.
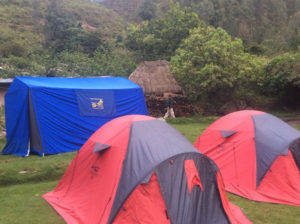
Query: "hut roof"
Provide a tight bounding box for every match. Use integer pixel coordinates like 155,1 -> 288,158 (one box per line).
129,60 -> 182,96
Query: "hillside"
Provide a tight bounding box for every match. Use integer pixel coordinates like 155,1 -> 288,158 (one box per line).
179,0 -> 300,52
0,0 -> 299,110
102,0 -> 300,53
101,0 -> 169,21
0,0 -> 124,59
1,0 -> 298,66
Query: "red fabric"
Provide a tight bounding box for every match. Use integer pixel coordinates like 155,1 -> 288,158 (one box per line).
195,110 -> 300,206
194,110 -> 262,191
216,171 -> 252,224
184,160 -> 203,193
43,115 -> 154,224
113,173 -> 171,224
253,151 -> 300,206
226,151 -> 300,206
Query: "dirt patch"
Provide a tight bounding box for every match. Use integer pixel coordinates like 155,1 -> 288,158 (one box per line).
18,168 -> 39,174
81,20 -> 97,30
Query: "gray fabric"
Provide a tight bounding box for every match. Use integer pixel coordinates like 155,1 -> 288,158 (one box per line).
220,130 -> 237,138
28,90 -> 43,154
93,142 -> 110,152
140,172 -> 153,184
253,113 -> 300,187
156,153 -> 230,224
290,139 -> 300,170
108,119 -> 198,223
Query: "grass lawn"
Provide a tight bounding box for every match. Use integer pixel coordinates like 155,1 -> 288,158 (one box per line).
0,181 -> 64,224
0,115 -> 300,223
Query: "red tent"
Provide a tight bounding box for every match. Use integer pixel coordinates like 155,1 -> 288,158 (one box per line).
194,110 -> 300,206
44,115 -> 250,224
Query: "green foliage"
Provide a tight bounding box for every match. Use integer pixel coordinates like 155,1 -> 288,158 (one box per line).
125,2 -> 201,60
44,0 -> 88,54
88,48 -> 137,76
177,0 -> 300,55
286,12 -> 300,51
139,1 -> 157,20
0,0 -> 299,110
170,25 -> 263,110
61,0 -> 124,37
0,0 -> 125,78
261,53 -> 300,106
262,53 -> 300,94
54,51 -> 91,76
5,56 -> 32,70
0,54 -> 46,78
51,46 -> 137,77
0,40 -> 28,58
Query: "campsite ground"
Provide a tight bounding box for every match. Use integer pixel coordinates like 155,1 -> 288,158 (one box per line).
0,115 -> 300,224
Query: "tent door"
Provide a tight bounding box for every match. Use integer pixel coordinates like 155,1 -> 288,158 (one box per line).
28,90 -> 44,155
290,139 -> 300,170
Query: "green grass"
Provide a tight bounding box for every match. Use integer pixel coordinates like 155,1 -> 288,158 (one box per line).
0,137 -> 76,187
0,151 -> 76,186
0,115 -> 300,223
227,193 -> 300,224
0,181 -> 64,224
167,115 -> 218,142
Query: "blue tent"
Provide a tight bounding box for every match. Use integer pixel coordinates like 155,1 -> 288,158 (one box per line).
2,76 -> 148,156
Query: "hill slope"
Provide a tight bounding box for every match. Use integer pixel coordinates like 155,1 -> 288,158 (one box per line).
0,0 -> 124,58
102,0 -> 300,52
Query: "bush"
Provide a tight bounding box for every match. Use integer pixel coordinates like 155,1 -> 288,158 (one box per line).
5,56 -> 32,70
262,53 -> 300,95
0,41 -> 28,58
170,25 -> 264,111
261,53 -> 300,107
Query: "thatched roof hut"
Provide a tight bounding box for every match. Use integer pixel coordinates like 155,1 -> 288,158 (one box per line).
129,60 -> 182,96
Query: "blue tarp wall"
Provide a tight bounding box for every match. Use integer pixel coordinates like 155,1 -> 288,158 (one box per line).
2,76 -> 148,156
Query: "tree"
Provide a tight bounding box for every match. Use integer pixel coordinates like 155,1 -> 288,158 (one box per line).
0,40 -> 28,58
88,48 -> 137,77
261,53 -> 300,107
139,1 -> 157,20
44,0 -> 100,54
170,25 -> 263,110
125,2 -> 201,60
52,46 -> 137,77
78,31 -> 105,56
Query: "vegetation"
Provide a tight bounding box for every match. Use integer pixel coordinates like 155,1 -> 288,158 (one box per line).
179,0 -> 300,54
125,2 -> 201,61
104,0 -> 300,54
0,0 -> 299,109
261,53 -> 300,107
1,116 -> 300,223
0,0 -> 129,77
138,1 -> 157,21
170,25 -> 263,110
